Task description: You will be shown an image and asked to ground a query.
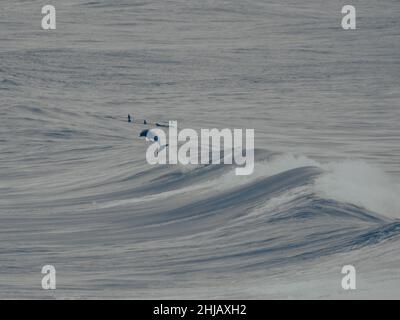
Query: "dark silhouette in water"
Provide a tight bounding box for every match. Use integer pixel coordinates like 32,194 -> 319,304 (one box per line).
139,129 -> 158,142
139,129 -> 149,138
156,122 -> 169,128
144,120 -> 147,124
128,114 -> 132,123
139,128 -> 159,141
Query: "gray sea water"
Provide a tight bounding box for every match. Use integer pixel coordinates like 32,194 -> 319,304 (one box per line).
1,0 -> 400,299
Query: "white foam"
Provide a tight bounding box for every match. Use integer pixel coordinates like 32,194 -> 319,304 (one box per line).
314,160 -> 400,218
216,152 -> 319,185
224,152 -> 400,219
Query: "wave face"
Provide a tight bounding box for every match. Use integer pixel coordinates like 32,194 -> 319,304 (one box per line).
1,0 -> 400,298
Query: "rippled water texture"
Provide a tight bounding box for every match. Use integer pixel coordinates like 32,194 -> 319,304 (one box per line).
1,0 -> 399,298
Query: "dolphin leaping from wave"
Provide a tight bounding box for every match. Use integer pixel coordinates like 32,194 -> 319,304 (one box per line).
139,128 -> 168,154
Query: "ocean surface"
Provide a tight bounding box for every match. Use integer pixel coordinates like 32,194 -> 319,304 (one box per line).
1,0 -> 400,298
